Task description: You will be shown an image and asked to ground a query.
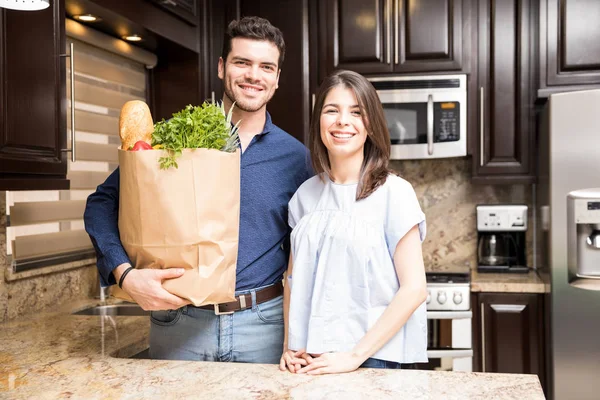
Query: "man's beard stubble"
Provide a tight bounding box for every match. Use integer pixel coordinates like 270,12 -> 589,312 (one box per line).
223,78 -> 275,113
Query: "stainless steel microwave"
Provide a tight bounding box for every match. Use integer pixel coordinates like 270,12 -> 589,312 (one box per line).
368,74 -> 467,160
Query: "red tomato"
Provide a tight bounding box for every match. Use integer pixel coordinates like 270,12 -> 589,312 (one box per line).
130,141 -> 153,151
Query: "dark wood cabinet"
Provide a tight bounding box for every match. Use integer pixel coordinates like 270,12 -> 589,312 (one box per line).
539,0 -> 600,97
204,0 -> 313,144
394,0 -> 466,73
472,292 -> 546,393
203,0 -> 240,104
472,0 -> 537,184
317,0 -> 470,78
0,0 -> 70,190
318,0 -> 393,75
147,0 -> 200,26
78,0 -> 201,53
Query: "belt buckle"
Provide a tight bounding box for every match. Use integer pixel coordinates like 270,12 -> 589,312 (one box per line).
214,304 -> 234,315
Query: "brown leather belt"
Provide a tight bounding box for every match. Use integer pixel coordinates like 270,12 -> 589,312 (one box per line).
198,281 -> 283,315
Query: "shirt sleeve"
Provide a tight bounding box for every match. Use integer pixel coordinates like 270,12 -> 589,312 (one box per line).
288,191 -> 301,230
83,167 -> 131,287
384,177 -> 426,256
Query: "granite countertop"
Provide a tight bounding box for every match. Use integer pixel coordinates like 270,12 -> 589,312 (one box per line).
0,300 -> 545,399
470,269 -> 550,293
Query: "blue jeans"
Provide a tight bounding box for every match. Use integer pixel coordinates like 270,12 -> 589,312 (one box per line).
360,358 -> 418,369
149,286 -> 284,363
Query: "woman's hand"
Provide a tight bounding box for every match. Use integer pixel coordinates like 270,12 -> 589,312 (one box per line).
296,352 -> 363,375
279,349 -> 309,373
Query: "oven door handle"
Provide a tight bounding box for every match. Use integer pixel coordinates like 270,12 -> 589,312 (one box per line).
427,94 -> 434,155
426,310 -> 472,320
427,348 -> 473,359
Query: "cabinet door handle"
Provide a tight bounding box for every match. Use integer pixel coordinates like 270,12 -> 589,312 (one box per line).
61,42 -> 76,163
394,0 -> 399,64
211,91 -> 216,104
490,304 -> 526,313
162,0 -> 177,6
385,0 -> 391,64
480,305 -> 486,372
312,93 -> 316,112
427,94 -> 433,155
479,86 -> 484,167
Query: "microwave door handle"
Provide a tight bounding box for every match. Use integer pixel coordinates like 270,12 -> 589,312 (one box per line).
427,94 -> 434,155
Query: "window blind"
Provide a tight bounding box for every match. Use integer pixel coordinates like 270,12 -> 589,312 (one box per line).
6,20 -> 156,272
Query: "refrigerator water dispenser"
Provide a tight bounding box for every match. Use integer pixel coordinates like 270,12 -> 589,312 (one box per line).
567,189 -> 600,285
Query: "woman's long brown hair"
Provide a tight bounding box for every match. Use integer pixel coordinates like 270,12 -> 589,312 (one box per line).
309,70 -> 392,200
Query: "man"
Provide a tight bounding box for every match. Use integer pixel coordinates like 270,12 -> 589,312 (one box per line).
84,16 -> 312,363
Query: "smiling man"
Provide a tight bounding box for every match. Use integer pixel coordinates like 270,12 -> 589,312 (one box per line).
84,17 -> 312,363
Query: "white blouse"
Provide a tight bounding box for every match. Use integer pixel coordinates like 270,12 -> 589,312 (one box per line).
287,173 -> 428,363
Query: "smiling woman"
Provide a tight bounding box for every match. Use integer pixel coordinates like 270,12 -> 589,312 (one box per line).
310,70 -> 392,201
280,70 -> 428,375
319,86 -> 368,166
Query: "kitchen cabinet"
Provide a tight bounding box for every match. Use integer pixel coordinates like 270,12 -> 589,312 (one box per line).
203,0 -> 239,105
538,0 -> 600,97
471,0 -> 537,184
0,0 -> 70,190
78,0 -> 201,53
147,0 -> 200,26
204,0 -> 314,144
471,292 -> 546,394
317,0 -> 470,78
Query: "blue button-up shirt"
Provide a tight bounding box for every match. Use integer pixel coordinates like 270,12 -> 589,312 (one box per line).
84,112 -> 312,290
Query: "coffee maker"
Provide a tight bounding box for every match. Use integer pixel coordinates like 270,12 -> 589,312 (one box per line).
477,205 -> 529,273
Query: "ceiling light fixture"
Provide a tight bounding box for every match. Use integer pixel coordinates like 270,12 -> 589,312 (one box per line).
122,34 -> 143,42
0,0 -> 49,11
73,14 -> 100,22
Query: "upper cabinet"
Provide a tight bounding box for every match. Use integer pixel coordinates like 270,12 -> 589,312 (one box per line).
539,0 -> 600,97
147,0 -> 200,26
472,0 -> 537,184
317,0 -> 470,78
0,0 -> 70,190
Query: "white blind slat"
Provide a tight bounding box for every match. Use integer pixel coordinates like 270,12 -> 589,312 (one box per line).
75,142 -> 118,163
68,110 -> 119,136
68,80 -> 144,111
12,230 -> 93,260
10,200 -> 86,226
71,50 -> 146,90
68,171 -> 110,190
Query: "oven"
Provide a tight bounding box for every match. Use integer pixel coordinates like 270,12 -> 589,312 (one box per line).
368,74 -> 467,160
421,270 -> 473,372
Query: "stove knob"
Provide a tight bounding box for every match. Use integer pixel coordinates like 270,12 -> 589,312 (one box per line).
437,291 -> 447,305
426,290 -> 431,304
453,292 -> 463,305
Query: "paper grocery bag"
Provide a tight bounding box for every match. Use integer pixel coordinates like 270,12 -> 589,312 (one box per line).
112,148 -> 240,307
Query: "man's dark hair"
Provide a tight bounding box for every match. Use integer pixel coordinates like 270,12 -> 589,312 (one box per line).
221,16 -> 285,68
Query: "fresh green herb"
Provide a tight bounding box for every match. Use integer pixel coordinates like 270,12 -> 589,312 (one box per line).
151,101 -> 240,169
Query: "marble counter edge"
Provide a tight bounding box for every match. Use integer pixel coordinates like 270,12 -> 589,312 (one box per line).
470,270 -> 550,293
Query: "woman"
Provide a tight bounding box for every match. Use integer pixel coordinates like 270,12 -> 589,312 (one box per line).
279,70 -> 428,375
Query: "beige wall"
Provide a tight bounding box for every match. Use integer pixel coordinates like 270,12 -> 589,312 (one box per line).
0,192 -> 98,323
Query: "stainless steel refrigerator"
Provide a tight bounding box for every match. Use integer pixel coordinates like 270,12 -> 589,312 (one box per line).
536,89 -> 600,400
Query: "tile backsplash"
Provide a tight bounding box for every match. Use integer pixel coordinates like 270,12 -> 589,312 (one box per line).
390,158 -> 533,272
